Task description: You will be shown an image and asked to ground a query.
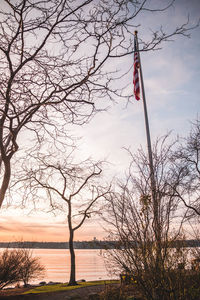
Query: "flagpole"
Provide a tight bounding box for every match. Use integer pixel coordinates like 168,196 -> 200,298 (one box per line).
134,31 -> 155,190
134,31 -> 160,256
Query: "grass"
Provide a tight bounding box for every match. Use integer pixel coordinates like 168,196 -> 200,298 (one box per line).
24,280 -> 119,294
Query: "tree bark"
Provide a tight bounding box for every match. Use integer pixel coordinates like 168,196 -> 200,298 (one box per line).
68,204 -> 77,286
0,159 -> 11,208
68,229 -> 77,286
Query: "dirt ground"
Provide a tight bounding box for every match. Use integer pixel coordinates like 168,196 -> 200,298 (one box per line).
0,284 -> 109,300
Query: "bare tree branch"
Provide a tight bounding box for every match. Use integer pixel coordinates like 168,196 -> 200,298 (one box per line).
0,0 -> 197,207
16,151 -> 110,285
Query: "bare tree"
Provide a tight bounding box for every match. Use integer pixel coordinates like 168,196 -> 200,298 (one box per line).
103,136 -> 193,300
0,247 -> 45,289
18,248 -> 45,287
19,153 -> 110,286
170,118 -> 200,217
0,0 -> 196,207
0,248 -> 23,289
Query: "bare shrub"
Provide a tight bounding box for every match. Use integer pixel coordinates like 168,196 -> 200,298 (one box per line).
0,248 -> 45,289
18,248 -> 45,287
0,248 -> 23,289
103,135 -> 199,300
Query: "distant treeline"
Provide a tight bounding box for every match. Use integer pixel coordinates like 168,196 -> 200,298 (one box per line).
0,240 -> 113,249
0,240 -> 200,249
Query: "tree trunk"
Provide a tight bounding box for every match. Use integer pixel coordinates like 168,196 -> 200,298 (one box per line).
68,207 -> 77,286
68,229 -> 77,285
0,158 -> 11,208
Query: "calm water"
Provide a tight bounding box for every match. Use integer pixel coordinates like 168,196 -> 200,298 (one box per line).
31,249 -> 111,284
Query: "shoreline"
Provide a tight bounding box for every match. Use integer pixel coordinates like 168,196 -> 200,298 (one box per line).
0,280 -> 120,300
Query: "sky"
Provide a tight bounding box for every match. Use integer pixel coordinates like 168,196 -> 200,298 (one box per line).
0,0 -> 200,242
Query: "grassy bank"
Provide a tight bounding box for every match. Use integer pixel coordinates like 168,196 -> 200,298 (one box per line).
24,280 -> 119,294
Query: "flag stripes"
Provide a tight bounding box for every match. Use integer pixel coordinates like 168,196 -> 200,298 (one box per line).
133,37 -> 140,100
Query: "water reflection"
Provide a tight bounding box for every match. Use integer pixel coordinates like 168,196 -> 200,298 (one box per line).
31,249 -> 111,283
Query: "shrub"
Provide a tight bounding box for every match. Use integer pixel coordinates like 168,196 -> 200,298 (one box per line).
18,248 -> 45,287
0,248 -> 45,289
0,248 -> 23,289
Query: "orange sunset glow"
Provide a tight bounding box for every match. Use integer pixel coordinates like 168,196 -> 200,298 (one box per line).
0,0 -> 200,296
0,215 -> 104,242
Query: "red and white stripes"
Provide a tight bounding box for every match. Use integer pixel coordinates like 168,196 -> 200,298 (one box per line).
133,39 -> 140,100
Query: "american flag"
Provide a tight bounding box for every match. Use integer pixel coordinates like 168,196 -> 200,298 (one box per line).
133,37 -> 140,100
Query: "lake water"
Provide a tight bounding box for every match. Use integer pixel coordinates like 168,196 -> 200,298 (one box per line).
31,249 -> 112,284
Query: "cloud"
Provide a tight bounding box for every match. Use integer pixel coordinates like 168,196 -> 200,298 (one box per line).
0,214 -> 105,242
0,215 -> 68,242
0,224 -> 14,232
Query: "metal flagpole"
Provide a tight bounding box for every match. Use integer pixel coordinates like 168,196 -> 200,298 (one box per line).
134,31 -> 155,191
134,31 -> 160,253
